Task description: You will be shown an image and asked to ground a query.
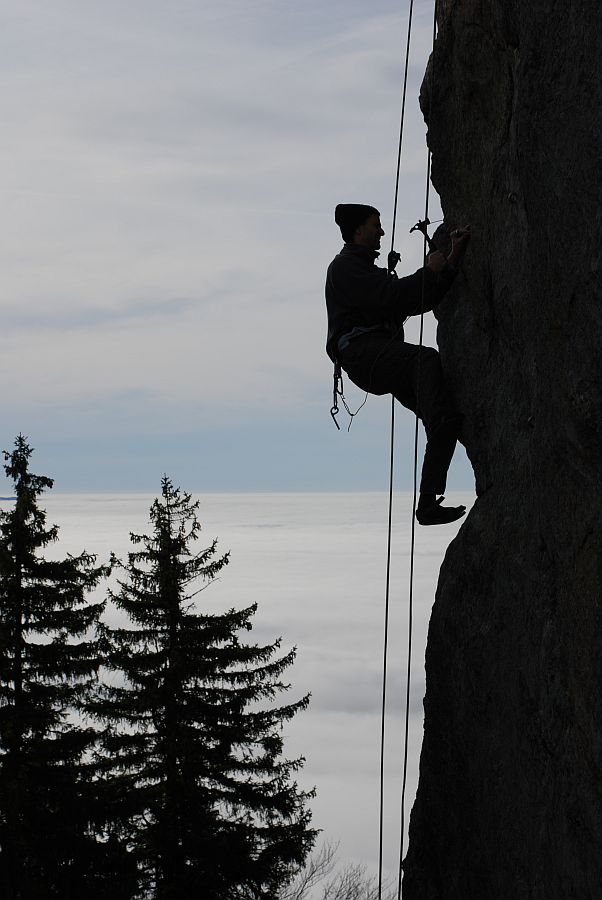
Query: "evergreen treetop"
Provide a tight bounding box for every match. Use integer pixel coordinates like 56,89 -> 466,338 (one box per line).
0,434 -> 112,898
93,476 -> 316,899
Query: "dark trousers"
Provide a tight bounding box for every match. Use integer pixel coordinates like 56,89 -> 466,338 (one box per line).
338,334 -> 461,495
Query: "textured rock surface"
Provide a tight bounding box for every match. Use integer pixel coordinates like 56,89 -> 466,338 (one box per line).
404,2 -> 602,897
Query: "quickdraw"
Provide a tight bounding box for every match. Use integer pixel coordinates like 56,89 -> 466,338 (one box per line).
330,360 -> 367,432
330,360 -> 348,430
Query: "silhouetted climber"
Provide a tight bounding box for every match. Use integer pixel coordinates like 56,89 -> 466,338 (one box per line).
325,203 -> 470,525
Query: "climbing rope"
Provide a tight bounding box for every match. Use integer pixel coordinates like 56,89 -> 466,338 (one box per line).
377,1 -> 415,898
396,66 -> 436,900
397,6 -> 438,898
377,3 -> 439,899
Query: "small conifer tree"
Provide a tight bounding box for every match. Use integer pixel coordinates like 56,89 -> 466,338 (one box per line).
0,435 -> 114,898
93,477 -> 316,899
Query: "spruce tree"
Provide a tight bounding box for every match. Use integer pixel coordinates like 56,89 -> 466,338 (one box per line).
93,477 -> 316,899
0,435 -> 117,898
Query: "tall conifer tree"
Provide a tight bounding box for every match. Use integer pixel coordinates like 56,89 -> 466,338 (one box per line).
93,478 -> 316,899
0,436 -> 114,898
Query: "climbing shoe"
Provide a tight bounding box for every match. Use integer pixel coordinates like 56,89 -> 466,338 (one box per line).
415,496 -> 466,526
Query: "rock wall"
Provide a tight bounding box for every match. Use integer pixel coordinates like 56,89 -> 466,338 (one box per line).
404,2 -> 602,897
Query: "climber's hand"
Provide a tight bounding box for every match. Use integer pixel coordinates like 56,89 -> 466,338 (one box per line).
450,225 -> 470,247
426,250 -> 447,273
447,225 -> 471,268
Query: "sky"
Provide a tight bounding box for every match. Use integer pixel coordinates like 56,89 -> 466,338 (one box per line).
0,0 -> 474,494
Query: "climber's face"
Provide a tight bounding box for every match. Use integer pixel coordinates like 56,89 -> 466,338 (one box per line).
354,214 -> 385,251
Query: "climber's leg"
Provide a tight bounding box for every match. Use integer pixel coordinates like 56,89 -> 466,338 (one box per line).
390,345 -> 466,525
338,337 -> 466,525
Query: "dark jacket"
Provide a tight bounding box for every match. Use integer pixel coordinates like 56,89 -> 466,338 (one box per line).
325,243 -> 456,361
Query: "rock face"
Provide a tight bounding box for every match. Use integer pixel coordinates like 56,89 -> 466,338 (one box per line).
404,2 -> 602,898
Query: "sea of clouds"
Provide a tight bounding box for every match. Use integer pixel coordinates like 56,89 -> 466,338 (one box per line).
22,489 -> 474,886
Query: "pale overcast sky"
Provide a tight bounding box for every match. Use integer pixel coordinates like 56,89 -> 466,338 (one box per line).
0,0 -> 473,493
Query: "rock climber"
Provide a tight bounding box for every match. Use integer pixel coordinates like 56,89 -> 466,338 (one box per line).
325,203 -> 470,526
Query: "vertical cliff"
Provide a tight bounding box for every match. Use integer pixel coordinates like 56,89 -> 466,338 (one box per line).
404,2 -> 602,897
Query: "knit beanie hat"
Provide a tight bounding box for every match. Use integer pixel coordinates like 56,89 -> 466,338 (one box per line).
335,204 -> 380,242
